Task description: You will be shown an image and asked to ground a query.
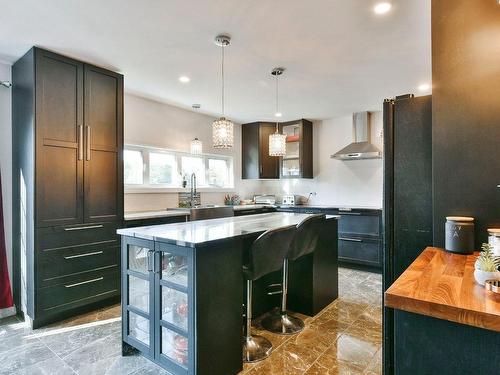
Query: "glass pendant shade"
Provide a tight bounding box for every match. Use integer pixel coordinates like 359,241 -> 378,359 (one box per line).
269,131 -> 287,156
212,117 -> 234,149
190,138 -> 202,155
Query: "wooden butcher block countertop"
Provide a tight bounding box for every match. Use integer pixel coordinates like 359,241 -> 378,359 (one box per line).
385,247 -> 500,332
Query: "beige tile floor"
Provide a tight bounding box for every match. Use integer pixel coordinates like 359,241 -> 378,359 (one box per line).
0,267 -> 382,375
240,267 -> 382,375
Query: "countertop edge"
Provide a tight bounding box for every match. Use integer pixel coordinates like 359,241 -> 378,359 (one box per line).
384,290 -> 500,332
384,247 -> 500,333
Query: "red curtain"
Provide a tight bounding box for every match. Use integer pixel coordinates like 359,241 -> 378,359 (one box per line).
0,172 -> 13,309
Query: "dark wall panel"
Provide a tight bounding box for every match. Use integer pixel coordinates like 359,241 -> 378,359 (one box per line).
432,0 -> 500,248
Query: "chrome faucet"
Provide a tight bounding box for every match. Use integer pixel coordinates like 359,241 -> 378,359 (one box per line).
190,173 -> 197,207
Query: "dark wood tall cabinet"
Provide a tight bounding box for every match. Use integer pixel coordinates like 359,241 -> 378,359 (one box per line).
12,47 -> 124,328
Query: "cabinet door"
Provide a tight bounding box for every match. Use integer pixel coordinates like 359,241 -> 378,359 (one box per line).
122,238 -> 155,358
35,49 -> 84,227
280,119 -> 313,179
155,243 -> 193,375
258,123 -> 280,179
84,65 -> 123,223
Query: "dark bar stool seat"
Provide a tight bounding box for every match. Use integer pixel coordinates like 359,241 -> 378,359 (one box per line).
262,214 -> 326,335
242,224 -> 296,363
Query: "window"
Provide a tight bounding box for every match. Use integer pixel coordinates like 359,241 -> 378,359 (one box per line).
181,156 -> 206,186
124,145 -> 233,190
150,152 -> 177,185
208,158 -> 229,188
124,150 -> 144,185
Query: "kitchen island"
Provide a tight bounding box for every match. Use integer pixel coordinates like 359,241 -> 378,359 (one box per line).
118,212 -> 339,375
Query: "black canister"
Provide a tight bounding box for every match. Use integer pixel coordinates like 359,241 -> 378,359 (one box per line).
445,216 -> 475,254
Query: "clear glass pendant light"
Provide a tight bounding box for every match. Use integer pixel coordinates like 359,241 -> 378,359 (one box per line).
190,138 -> 202,155
212,35 -> 234,149
269,68 -> 287,157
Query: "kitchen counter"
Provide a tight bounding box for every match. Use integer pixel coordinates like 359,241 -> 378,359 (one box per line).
118,212 -> 339,247
124,210 -> 190,221
385,246 -> 500,332
125,205 -> 381,221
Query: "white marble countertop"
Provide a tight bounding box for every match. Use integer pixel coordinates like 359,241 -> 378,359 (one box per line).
118,212 -> 339,247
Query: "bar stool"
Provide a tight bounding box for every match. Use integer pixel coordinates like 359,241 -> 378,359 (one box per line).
261,214 -> 326,335
243,224 -> 296,363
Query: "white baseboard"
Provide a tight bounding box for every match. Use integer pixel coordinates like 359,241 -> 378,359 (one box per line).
0,306 -> 16,319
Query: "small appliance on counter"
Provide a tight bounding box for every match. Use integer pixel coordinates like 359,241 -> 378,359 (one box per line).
445,216 -> 475,254
282,195 -> 296,206
254,195 -> 276,205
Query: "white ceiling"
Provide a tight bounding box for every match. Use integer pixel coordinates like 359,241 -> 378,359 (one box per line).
0,0 -> 431,123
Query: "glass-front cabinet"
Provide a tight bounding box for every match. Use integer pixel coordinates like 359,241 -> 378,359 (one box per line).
122,237 -> 194,374
279,119 -> 313,179
122,238 -> 154,356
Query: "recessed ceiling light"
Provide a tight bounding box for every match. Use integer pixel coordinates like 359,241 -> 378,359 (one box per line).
374,2 -> 392,14
275,112 -> 282,118
179,76 -> 190,83
418,83 -> 431,92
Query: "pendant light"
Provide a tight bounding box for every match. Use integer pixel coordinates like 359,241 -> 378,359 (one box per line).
269,67 -> 287,157
190,138 -> 202,155
212,35 -> 234,149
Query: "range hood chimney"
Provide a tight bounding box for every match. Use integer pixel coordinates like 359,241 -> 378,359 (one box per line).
331,112 -> 382,160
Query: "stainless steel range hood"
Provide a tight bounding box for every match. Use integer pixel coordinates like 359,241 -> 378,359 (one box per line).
331,112 -> 382,160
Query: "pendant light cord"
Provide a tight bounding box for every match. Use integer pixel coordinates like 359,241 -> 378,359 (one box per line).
275,72 -> 279,132
221,45 -> 225,116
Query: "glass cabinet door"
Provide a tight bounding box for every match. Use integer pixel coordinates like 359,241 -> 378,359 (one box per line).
281,122 -> 302,178
155,244 -> 193,374
122,238 -> 155,357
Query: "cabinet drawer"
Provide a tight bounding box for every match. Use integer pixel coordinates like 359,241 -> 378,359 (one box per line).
338,213 -> 380,237
38,222 -> 120,250
338,237 -> 381,266
37,241 -> 119,287
37,268 -> 120,315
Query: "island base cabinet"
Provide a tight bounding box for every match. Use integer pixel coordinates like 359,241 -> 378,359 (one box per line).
121,236 -> 242,375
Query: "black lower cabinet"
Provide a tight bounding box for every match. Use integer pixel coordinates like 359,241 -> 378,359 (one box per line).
276,207 -> 383,270
33,223 -> 121,328
394,310 -> 500,375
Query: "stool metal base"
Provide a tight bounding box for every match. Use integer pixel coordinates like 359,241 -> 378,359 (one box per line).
261,313 -> 305,335
242,335 -> 273,363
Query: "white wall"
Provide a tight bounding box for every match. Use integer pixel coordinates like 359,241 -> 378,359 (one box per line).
252,114 -> 384,208
0,62 -> 13,314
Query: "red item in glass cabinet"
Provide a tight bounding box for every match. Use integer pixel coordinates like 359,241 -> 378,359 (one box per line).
286,134 -> 299,142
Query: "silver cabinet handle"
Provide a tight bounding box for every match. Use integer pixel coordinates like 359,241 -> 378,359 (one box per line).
64,251 -> 103,260
78,125 -> 83,160
65,277 -> 103,288
147,250 -> 154,272
64,225 -> 103,231
267,291 -> 283,296
339,212 -> 361,216
339,237 -> 363,242
86,126 -> 91,161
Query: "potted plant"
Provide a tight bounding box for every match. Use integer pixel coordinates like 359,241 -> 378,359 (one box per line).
474,243 -> 500,286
